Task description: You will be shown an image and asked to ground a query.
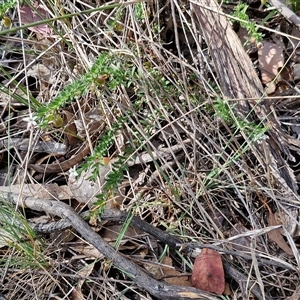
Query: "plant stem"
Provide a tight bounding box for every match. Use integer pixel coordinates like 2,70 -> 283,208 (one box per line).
0,0 -> 145,36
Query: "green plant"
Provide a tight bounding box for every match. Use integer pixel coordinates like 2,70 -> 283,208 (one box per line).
230,3 -> 263,42
0,0 -> 17,18
107,6 -> 125,31
214,98 -> 236,124
289,0 -> 300,11
214,97 -> 268,141
0,200 -> 47,268
37,51 -> 136,126
196,97 -> 269,196
134,3 -> 147,21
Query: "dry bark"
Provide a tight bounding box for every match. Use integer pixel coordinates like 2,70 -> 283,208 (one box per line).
191,0 -> 300,194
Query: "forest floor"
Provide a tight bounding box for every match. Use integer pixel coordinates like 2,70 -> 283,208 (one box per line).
1,0 -> 300,299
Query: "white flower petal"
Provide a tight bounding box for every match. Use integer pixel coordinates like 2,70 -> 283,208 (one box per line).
23,113 -> 38,131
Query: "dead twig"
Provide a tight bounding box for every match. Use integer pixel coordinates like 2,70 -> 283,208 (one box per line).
2,192 -> 218,300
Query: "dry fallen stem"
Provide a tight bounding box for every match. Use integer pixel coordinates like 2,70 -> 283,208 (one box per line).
2,192 -> 218,300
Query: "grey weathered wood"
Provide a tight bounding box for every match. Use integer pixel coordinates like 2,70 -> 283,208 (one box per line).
1,191 -> 218,300
191,0 -> 299,193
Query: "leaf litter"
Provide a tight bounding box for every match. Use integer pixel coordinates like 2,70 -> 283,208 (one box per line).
1,0 -> 300,299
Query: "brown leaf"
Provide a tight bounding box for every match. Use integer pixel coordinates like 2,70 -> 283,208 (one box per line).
29,142 -> 90,174
19,4 -> 53,36
258,40 -> 284,84
69,162 -> 113,205
275,208 -> 300,238
267,208 -> 294,256
70,262 -> 94,300
259,197 -> 294,256
61,110 -> 82,148
191,248 -> 225,295
159,256 -> 192,287
69,244 -> 104,259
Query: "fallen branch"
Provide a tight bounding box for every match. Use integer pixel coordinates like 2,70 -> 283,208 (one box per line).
2,191 -> 289,300
8,204 -> 295,272
2,193 -> 218,300
101,210 -> 296,271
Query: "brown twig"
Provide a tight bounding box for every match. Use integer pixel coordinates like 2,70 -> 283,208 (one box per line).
28,142 -> 91,174
24,204 -> 287,300
3,193 -> 218,300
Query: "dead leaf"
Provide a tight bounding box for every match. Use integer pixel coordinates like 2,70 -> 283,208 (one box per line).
70,244 -> 104,260
267,208 -> 294,256
278,66 -> 293,82
69,169 -> 100,205
0,183 -> 72,200
73,107 -> 105,139
261,199 -> 294,256
0,137 -> 67,155
61,110 -> 82,147
26,64 -> 55,87
69,163 -> 112,206
70,263 -> 94,300
275,208 -> 300,238
223,282 -> 231,296
159,256 -> 192,286
20,4 -> 53,37
29,142 -> 90,174
191,248 -> 225,295
102,224 -> 141,245
258,40 -> 284,94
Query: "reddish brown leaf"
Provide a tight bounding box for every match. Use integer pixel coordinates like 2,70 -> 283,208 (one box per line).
20,4 -> 53,36
258,40 -> 284,85
191,248 -> 225,295
261,198 -> 294,256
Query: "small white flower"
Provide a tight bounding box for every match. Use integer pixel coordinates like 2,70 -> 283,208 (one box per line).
69,166 -> 78,183
23,113 -> 38,131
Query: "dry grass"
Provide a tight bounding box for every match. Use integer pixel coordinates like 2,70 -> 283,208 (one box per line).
0,0 -> 300,299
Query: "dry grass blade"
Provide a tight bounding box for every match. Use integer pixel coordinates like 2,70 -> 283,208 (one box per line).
1,0 -> 300,299
285,286 -> 300,300
2,193 -> 219,300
